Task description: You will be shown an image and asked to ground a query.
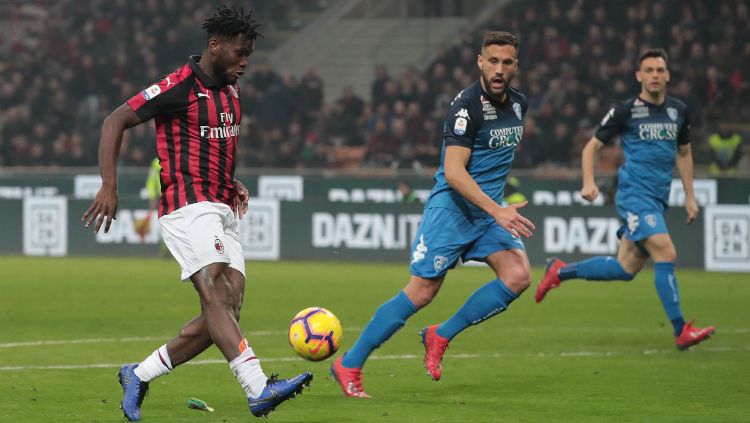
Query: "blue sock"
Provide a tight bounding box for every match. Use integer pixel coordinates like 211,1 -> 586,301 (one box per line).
654,262 -> 685,335
558,256 -> 634,282
341,291 -> 416,368
436,279 -> 517,341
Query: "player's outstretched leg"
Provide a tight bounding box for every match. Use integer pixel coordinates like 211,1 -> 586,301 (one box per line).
534,257 -> 566,303
423,278 -> 519,381
330,355 -> 371,398
535,256 -> 635,303
248,372 -> 313,417
420,325 -> 449,381
331,290 -> 416,398
118,364 -> 150,422
675,320 -> 716,350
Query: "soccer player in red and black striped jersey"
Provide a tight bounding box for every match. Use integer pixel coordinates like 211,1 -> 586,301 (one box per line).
82,7 -> 312,421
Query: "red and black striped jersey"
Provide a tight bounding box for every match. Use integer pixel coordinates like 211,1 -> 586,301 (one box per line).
127,56 -> 241,217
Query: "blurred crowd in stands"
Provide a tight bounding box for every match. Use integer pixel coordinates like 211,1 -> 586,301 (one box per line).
0,0 -> 747,173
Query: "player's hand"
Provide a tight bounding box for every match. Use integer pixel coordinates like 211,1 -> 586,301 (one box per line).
580,182 -> 599,202
231,179 -> 249,219
684,197 -> 699,224
82,185 -> 118,234
492,201 -> 535,238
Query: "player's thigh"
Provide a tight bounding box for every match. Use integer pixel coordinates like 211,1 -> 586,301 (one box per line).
221,208 -> 247,282
616,236 -> 649,274
618,210 -> 673,265
159,202 -> 232,281
409,207 -> 484,279
642,233 -> 677,262
190,262 -> 234,306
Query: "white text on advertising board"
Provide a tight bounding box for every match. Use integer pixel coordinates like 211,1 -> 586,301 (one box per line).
313,213 -> 422,249
544,217 -> 621,254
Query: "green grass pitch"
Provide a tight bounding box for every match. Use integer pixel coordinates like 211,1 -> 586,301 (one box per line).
1,257 -> 748,422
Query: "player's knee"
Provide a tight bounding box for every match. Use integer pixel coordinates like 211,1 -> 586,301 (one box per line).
501,268 -> 531,294
179,321 -> 205,339
410,291 -> 435,309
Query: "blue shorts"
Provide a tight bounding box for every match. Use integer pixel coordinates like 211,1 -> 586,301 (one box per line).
616,208 -> 668,249
409,207 -> 525,279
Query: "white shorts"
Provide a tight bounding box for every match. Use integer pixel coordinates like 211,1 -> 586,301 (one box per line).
159,202 -> 246,281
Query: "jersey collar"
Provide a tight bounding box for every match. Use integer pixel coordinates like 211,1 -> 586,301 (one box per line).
637,95 -> 666,107
188,55 -> 220,89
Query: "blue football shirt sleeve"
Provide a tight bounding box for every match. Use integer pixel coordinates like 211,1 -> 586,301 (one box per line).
595,102 -> 629,144
443,97 -> 479,148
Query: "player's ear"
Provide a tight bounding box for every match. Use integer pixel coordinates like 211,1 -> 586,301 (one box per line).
635,70 -> 642,83
476,53 -> 482,71
207,37 -> 221,56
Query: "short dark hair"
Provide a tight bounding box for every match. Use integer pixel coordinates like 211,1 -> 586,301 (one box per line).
203,6 -> 262,42
638,48 -> 668,67
482,31 -> 519,51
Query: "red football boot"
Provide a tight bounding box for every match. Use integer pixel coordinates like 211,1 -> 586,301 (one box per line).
420,325 -> 450,381
330,356 -> 371,398
675,320 -> 716,351
535,257 -> 566,303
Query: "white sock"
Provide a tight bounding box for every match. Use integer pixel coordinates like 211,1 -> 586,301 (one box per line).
229,339 -> 268,398
134,344 -> 173,382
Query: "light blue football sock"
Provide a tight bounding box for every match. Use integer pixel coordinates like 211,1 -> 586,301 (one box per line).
654,262 -> 685,335
436,278 -> 517,341
558,256 -> 634,282
341,290 -> 416,369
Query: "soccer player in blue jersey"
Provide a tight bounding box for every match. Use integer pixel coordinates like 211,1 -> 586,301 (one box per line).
331,31 -> 535,398
534,49 -> 715,350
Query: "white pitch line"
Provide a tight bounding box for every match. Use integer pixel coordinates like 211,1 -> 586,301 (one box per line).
1,346 -> 748,372
1,327 -> 747,349
0,329 -> 308,349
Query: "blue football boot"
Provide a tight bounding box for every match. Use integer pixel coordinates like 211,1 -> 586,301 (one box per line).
117,364 -> 149,421
248,372 -> 313,417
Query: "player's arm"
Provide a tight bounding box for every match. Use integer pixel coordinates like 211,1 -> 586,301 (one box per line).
675,143 -> 699,224
581,136 -> 605,202
675,107 -> 698,224
444,146 -> 534,237
82,104 -> 143,233
584,103 -> 627,202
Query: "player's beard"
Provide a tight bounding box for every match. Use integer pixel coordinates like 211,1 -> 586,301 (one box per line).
482,71 -> 513,102
212,60 -> 233,86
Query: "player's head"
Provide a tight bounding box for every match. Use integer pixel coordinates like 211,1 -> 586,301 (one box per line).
636,48 -> 670,97
202,6 -> 262,86
477,31 -> 519,102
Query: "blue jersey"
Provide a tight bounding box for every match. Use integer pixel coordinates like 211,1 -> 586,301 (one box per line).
426,81 -> 527,217
596,96 -> 691,214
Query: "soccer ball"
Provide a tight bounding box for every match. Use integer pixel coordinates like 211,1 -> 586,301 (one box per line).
288,307 -> 342,361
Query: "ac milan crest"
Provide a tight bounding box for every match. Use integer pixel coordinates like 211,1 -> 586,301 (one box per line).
214,237 -> 225,254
